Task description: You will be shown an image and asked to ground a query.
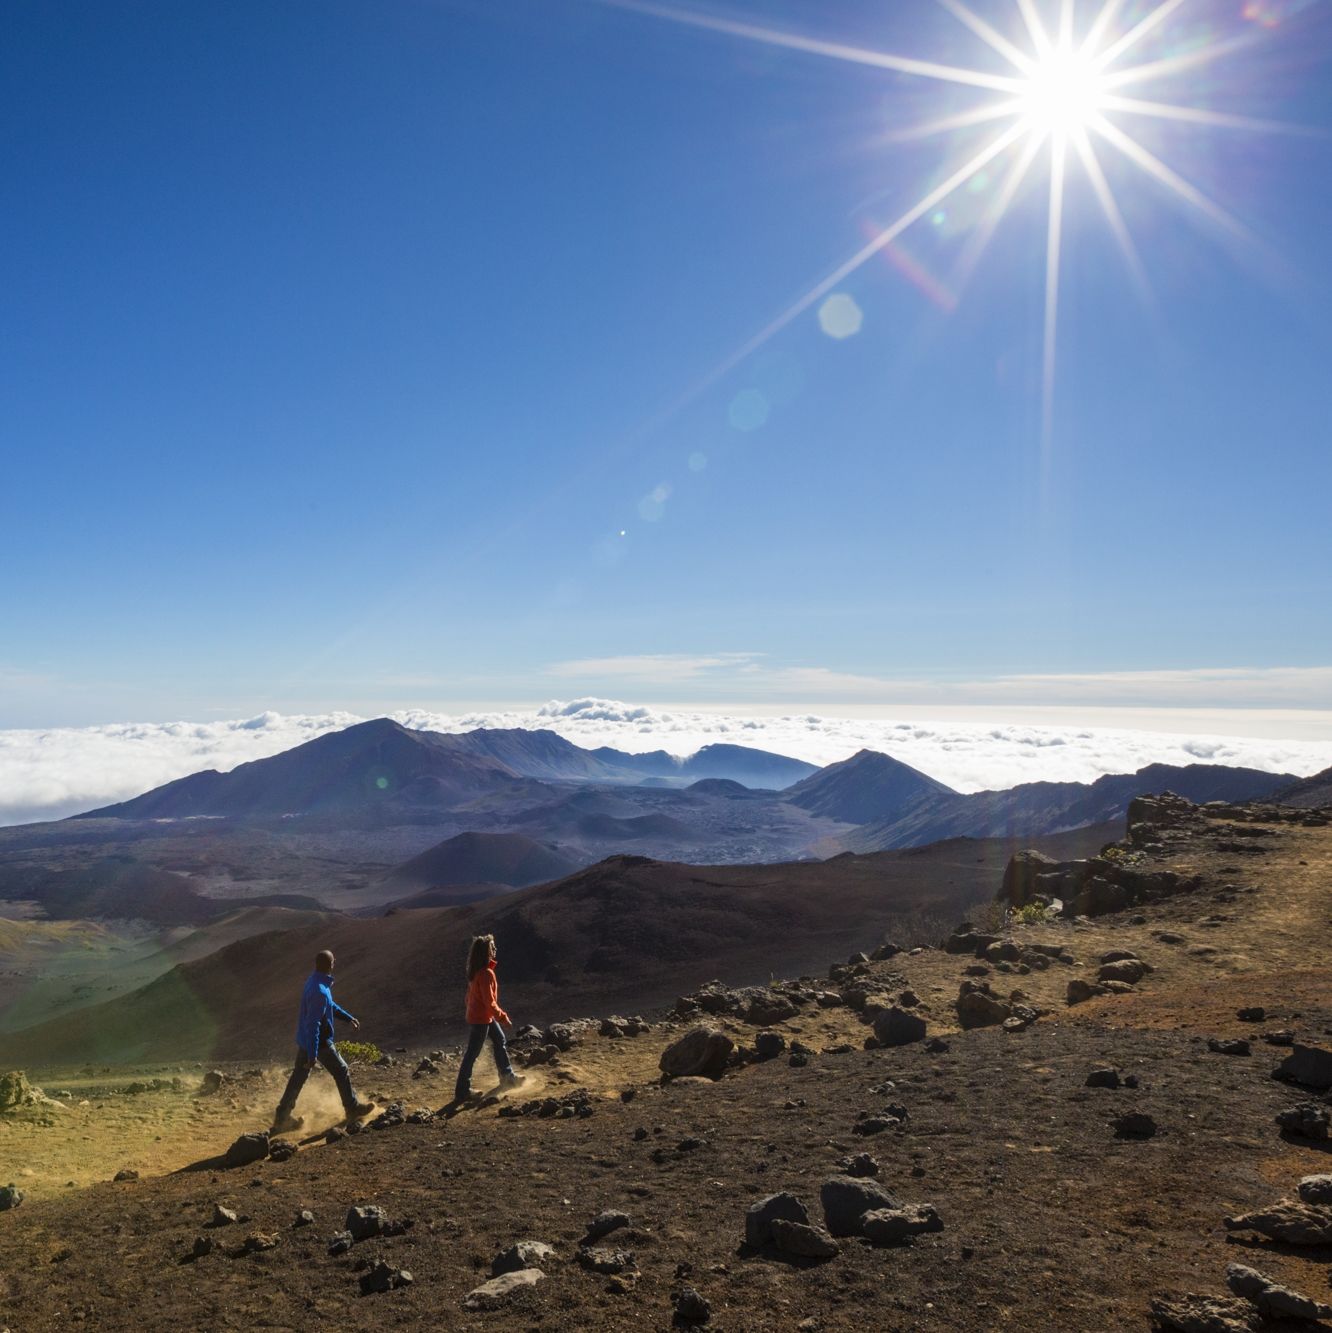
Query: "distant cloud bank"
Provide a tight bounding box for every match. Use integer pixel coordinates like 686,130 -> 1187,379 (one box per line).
2,699 -> 1330,827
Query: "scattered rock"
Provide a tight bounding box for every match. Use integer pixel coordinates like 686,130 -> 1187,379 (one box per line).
1067,979 -> 1111,1005
1149,1293 -> 1257,1332
360,1261 -> 413,1294
872,1006 -> 927,1047
240,1232 -> 279,1255
1113,1113 -> 1157,1139
1236,1007 -> 1266,1022
113,1169 -> 139,1182
769,1219 -> 840,1259
1207,1039 -> 1251,1057
754,1031 -> 786,1061
955,981 -> 1012,1029
199,1070 -> 226,1096
1275,1102 -> 1330,1140
1225,1262 -> 1332,1320
1273,1044 -> 1332,1090
584,1209 -> 632,1244
861,1204 -> 943,1246
345,1204 -> 388,1241
1225,1201 -> 1332,1245
820,1175 -> 899,1237
0,1185 -> 23,1212
1098,959 -> 1151,985
745,1192 -> 808,1247
492,1240 -> 556,1277
1297,1175 -> 1332,1206
293,1210 -> 314,1228
837,1153 -> 879,1178
1263,1030 -> 1295,1047
577,1247 -> 637,1275
210,1204 -> 239,1227
327,1230 -> 353,1256
222,1132 -> 270,1169
673,1286 -> 711,1325
924,1036 -> 950,1054
1086,1068 -> 1121,1089
324,1127 -> 345,1145
268,1140 -> 296,1162
189,1235 -> 214,1260
660,1028 -> 734,1081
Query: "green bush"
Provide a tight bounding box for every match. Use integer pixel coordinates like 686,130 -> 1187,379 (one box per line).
338,1040 -> 383,1065
1010,902 -> 1051,925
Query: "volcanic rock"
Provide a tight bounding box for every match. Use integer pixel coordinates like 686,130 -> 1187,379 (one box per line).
463,1269 -> 546,1309
819,1175 -> 899,1237
1275,1103 -> 1330,1140
345,1204 -> 389,1241
1296,1175 -> 1332,1206
492,1240 -> 556,1277
1224,1201 -> 1332,1245
745,1192 -> 808,1248
1148,1293 -> 1257,1332
360,1261 -> 412,1294
1273,1044 -> 1332,1089
861,1204 -> 943,1245
770,1219 -> 839,1259
660,1028 -> 733,1081
674,1286 -> 711,1325
223,1132 -> 270,1169
872,1006 -> 927,1047
1225,1262 -> 1332,1320
583,1209 -> 632,1244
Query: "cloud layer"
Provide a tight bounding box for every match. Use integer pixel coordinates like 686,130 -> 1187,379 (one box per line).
2,699 -> 1330,827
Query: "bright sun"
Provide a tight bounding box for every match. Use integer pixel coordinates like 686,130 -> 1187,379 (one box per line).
618,0 -> 1290,448
1019,43 -> 1107,135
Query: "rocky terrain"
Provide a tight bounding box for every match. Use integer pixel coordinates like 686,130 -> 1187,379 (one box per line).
1,794 -> 1330,1330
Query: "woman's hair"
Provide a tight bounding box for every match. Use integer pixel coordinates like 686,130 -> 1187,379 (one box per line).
465,934 -> 495,981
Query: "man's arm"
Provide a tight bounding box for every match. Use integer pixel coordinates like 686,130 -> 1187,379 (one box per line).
333,1002 -> 358,1026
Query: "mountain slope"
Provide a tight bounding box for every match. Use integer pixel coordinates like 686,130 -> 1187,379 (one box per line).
784,749 -> 956,824
0,823 -> 1115,1065
77,718 -> 525,821
1276,764 -> 1332,809
841,761 -> 1296,851
381,831 -> 577,893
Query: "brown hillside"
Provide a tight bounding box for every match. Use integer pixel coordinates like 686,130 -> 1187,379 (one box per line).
0,825 -> 1114,1067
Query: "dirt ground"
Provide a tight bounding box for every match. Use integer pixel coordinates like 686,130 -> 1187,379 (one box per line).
1,809 -> 1330,1331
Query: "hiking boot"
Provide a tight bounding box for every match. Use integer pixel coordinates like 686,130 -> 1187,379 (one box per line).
347,1100 -> 375,1119
272,1111 -> 304,1134
499,1072 -> 527,1091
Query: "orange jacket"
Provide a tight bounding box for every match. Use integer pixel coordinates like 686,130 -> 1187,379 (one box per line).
466,959 -> 510,1026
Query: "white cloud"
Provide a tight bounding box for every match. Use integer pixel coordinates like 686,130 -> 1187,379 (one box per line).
1,698 -> 1329,828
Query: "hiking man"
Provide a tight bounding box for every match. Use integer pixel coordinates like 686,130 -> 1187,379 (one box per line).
272,949 -> 373,1132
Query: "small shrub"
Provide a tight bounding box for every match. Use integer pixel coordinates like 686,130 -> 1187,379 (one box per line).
338,1041 -> 383,1065
1010,902 -> 1052,926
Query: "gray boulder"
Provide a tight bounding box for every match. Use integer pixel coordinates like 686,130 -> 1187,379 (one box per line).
1226,1262 -> 1332,1320
584,1208 -> 631,1243
346,1204 -> 388,1241
872,1006 -> 927,1047
491,1240 -> 555,1277
1148,1294 -> 1257,1332
0,1184 -> 22,1211
820,1175 -> 899,1237
1276,1102 -> 1330,1140
1098,958 -> 1151,985
745,1192 -> 808,1248
1273,1043 -> 1332,1089
1297,1174 -> 1332,1206
861,1204 -> 943,1245
463,1269 -> 545,1310
222,1132 -> 270,1168
1225,1201 -> 1332,1245
955,982 -> 1011,1030
660,1027 -> 733,1081
769,1219 -> 839,1259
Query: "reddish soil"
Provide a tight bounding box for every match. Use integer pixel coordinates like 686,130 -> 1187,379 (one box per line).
1,809 -> 1330,1331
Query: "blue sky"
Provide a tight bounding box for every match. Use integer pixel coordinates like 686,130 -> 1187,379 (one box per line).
3,0 -> 1330,728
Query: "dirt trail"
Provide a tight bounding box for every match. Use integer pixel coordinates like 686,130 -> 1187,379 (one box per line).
1,808 -> 1330,1330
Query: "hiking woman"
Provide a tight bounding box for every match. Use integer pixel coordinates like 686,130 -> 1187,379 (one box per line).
453,933 -> 524,1102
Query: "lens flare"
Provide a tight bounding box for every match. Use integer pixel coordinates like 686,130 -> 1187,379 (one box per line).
606,0 -> 1305,458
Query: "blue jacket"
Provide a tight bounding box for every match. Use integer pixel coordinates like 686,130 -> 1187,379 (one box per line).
296,971 -> 356,1059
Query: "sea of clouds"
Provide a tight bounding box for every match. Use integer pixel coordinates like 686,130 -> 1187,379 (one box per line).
2,698 -> 1330,827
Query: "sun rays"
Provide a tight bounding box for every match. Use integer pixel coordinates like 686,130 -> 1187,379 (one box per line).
605,0 -> 1298,453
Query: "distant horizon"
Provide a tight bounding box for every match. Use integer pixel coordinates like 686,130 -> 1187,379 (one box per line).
2,697 -> 1329,829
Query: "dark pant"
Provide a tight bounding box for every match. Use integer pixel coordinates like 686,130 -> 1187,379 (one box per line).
454,1021 -> 513,1098
276,1041 -> 359,1118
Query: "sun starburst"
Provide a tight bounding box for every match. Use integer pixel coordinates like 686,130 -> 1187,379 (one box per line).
605,0 -> 1301,454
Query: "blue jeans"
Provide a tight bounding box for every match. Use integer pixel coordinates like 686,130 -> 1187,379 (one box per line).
454,1021 -> 514,1098
276,1041 -> 359,1118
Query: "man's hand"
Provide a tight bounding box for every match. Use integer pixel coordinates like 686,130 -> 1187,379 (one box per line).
350,1018 -> 361,1031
